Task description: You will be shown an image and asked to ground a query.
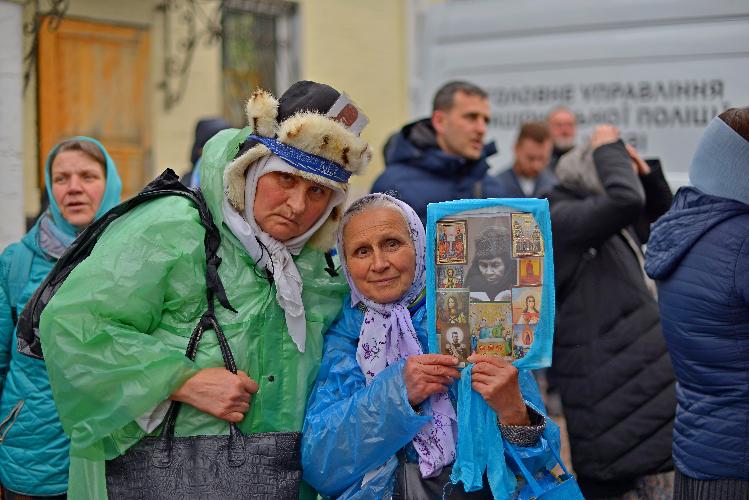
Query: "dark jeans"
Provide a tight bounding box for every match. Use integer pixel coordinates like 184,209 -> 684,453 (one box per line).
1,486 -> 66,500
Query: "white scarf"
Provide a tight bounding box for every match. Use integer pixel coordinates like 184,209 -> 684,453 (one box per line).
222,154 -> 344,352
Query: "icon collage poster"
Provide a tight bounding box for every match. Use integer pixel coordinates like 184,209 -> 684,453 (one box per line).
429,200 -> 553,368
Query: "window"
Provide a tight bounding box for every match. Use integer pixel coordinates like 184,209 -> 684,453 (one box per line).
222,0 -> 298,127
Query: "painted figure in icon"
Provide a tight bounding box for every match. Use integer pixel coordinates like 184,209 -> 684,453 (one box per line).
520,295 -> 540,325
518,258 -> 542,286
436,221 -> 467,264
478,317 -> 493,339
454,225 -> 465,258
513,324 -> 534,359
512,213 -> 544,257
526,261 -> 538,281
531,226 -> 543,254
503,331 -> 513,357
442,295 -> 467,324
522,323 -> 535,347
439,266 -> 464,288
438,230 -> 448,261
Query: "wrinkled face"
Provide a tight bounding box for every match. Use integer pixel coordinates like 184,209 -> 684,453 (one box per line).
514,138 -> 552,177
343,207 -> 416,304
432,92 -> 490,161
478,257 -> 505,284
548,109 -> 577,150
51,150 -> 106,228
253,172 -> 334,241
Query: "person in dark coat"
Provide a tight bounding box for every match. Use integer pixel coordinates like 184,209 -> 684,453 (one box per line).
181,117 -> 231,188
494,121 -> 557,198
645,107 -> 749,500
372,81 -> 508,224
547,124 -> 676,498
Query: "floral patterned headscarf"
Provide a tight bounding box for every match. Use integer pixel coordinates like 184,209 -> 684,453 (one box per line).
337,193 -> 456,478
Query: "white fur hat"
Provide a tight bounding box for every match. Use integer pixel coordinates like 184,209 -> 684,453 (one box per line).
224,81 -> 372,250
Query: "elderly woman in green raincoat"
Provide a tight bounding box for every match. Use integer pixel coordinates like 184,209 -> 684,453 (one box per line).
39,81 -> 371,499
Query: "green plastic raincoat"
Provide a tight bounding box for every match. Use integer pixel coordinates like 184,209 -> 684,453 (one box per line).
39,128 -> 348,499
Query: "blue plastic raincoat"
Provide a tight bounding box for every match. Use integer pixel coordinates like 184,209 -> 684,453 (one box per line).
302,298 -> 565,499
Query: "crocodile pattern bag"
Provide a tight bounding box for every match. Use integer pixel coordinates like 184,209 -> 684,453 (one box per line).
105,310 -> 303,499
105,429 -> 302,499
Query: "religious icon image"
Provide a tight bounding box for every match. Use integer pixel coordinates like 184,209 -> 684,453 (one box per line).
517,258 -> 542,286
512,323 -> 536,359
428,200 -> 553,370
469,301 -> 513,359
441,324 -> 470,365
438,265 -> 465,289
436,288 -> 470,332
512,287 -> 542,325
511,213 -> 544,257
436,220 -> 467,264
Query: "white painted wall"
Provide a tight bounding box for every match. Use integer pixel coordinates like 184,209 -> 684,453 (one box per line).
0,1 -> 24,248
414,0 -> 749,186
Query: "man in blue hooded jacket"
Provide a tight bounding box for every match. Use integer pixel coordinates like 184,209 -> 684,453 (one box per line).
372,81 -> 509,224
645,107 -> 749,500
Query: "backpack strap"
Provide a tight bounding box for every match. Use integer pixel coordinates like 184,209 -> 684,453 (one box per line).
6,246 -> 34,327
324,250 -> 339,277
17,169 -> 235,360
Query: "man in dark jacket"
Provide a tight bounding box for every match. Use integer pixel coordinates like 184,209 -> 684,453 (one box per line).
372,81 -> 507,223
547,124 -> 676,498
645,107 -> 749,500
494,122 -> 557,198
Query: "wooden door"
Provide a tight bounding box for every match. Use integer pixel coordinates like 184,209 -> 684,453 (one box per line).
38,17 -> 150,199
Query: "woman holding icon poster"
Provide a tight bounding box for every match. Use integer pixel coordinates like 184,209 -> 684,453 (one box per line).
301,193 -> 576,499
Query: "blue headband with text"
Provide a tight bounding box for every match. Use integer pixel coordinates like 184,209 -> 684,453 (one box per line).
248,135 -> 352,184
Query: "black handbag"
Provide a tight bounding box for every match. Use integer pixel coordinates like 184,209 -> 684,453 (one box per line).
105,299 -> 303,499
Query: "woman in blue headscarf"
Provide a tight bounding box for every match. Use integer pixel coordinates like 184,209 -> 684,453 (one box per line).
0,137 -> 121,498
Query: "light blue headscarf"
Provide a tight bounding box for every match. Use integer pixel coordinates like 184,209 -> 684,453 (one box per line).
689,115 -> 749,205
43,136 -> 123,240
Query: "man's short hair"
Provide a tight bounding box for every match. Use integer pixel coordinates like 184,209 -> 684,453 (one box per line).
432,81 -> 488,112
719,107 -> 749,142
516,122 -> 551,145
